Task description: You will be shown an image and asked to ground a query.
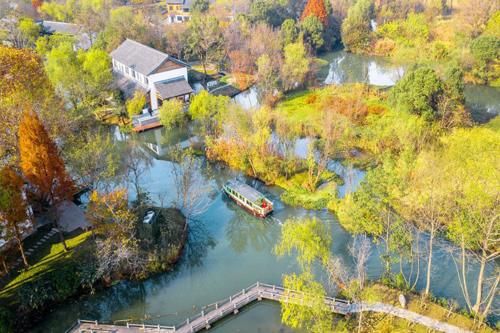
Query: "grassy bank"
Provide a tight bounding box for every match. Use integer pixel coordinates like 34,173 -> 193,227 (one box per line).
357,284 -> 496,333
276,170 -> 341,210
0,207 -> 187,332
0,231 -> 93,300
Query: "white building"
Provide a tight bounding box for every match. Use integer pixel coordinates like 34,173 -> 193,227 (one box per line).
110,39 -> 193,111
165,0 -> 192,24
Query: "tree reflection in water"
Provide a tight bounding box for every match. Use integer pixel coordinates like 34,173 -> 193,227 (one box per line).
183,218 -> 216,268
224,203 -> 274,253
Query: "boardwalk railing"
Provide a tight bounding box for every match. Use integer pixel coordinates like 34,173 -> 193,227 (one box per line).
68,282 -> 470,333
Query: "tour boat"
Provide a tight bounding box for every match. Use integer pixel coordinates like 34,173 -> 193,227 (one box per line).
223,180 -> 273,218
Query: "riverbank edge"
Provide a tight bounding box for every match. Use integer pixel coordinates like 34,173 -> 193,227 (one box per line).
353,282 -> 496,332
0,207 -> 188,333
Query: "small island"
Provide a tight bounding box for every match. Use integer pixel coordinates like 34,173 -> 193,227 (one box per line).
0,0 -> 498,332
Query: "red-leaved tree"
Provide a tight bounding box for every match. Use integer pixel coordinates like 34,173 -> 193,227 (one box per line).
18,110 -> 74,250
301,0 -> 329,26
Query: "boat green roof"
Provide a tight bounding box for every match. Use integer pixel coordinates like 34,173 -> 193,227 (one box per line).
225,180 -> 266,203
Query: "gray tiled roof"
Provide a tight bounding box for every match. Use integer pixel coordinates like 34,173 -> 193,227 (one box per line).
110,39 -> 170,76
42,20 -> 92,50
42,20 -> 80,34
155,78 -> 193,100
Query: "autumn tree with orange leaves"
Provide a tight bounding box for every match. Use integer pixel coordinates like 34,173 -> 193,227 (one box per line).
18,110 -> 74,250
0,167 -> 32,268
0,46 -> 62,165
32,0 -> 43,10
301,0 -> 329,26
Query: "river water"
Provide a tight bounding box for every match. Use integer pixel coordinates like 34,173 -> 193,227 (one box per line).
33,51 -> 498,332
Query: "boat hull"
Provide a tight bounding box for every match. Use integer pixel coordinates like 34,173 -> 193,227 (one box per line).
223,189 -> 272,218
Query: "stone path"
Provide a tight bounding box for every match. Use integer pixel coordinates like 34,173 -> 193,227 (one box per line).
351,303 -> 471,333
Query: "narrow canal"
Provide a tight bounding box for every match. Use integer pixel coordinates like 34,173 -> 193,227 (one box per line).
33,51 -> 499,332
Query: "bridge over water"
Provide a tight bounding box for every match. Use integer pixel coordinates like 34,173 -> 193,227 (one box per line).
66,282 -> 470,333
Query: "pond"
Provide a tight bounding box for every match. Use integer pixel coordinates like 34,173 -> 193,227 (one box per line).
316,50 -> 500,123
231,51 -> 500,122
33,125 -> 495,332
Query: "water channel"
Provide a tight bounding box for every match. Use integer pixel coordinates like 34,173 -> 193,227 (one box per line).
33,50 -> 499,332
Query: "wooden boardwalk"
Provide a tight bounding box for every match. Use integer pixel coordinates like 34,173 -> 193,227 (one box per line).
67,282 -> 470,333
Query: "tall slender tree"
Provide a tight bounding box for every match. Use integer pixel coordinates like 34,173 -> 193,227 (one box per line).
0,167 -> 31,268
18,110 -> 74,250
301,0 -> 329,26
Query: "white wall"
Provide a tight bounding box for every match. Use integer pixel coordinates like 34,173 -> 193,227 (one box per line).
148,67 -> 188,87
112,59 -> 149,89
112,58 -> 189,111
148,67 -> 188,110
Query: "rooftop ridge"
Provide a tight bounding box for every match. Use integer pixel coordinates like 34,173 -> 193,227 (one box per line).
125,38 -> 169,59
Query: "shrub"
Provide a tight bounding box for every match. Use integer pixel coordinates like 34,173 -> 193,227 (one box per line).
159,99 -> 186,129
126,91 -> 147,117
372,38 -> 396,56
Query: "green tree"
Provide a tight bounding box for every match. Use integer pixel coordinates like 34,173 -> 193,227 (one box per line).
275,217 -> 333,332
402,150 -> 447,296
188,90 -> 229,137
192,0 -> 209,13
256,54 -> 279,102
281,272 -> 332,333
390,66 -> 443,120
36,33 -> 76,56
281,19 -> 299,46
470,35 -> 500,84
186,14 -> 225,80
300,16 -> 325,52
281,41 -> 310,91
337,156 -> 410,276
483,11 -> 500,37
126,91 -> 147,118
101,6 -> 149,51
440,128 -> 499,319
64,131 -> 122,190
40,1 -> 74,21
471,35 -> 499,63
17,17 -> 41,48
248,0 -> 287,27
341,0 -> 373,53
80,48 -> 112,94
45,42 -> 112,110
159,99 -> 186,129
275,217 -> 331,270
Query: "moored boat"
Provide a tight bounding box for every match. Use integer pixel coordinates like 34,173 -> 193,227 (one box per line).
222,180 -> 273,218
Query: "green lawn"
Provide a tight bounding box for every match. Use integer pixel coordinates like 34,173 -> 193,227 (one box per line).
275,89 -> 324,135
0,231 -> 92,298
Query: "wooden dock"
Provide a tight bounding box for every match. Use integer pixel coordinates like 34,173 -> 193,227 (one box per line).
132,120 -> 162,132
67,282 -> 470,333
131,113 -> 162,133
